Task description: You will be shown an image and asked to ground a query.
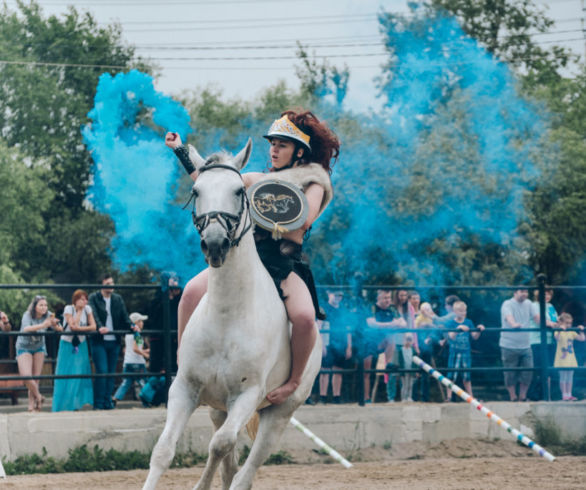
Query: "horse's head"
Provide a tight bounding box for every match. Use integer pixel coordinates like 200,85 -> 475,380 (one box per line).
188,139 -> 253,267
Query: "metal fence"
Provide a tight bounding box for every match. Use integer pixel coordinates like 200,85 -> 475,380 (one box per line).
1,275 -> 585,408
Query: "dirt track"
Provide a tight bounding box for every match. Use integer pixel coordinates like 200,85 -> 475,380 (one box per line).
2,456 -> 584,489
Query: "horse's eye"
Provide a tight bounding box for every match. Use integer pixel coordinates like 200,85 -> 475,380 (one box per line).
235,188 -> 244,197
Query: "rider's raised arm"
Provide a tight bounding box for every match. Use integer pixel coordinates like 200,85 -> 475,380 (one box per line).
166,132 -> 199,182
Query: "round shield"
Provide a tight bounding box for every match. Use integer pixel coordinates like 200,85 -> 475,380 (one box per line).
247,179 -> 308,237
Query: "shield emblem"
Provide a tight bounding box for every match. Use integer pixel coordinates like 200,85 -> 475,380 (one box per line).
248,179 -> 309,239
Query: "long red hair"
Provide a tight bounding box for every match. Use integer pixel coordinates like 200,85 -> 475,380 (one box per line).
281,109 -> 340,173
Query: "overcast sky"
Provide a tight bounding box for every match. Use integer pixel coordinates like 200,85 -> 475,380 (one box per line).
4,0 -> 585,112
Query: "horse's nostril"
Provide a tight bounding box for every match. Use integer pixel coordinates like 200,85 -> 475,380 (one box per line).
200,240 -> 208,254
221,238 -> 230,253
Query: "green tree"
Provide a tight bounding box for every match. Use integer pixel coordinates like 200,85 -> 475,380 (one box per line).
522,69 -> 586,283
0,141 -> 54,318
295,43 -> 350,106
0,1 -> 149,209
0,1 -> 153,286
425,0 -> 574,84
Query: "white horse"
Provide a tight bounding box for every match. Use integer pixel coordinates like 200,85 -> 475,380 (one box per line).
143,140 -> 322,490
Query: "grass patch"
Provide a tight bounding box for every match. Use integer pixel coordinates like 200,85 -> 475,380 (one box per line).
534,417 -> 586,456
2,445 -> 206,476
238,445 -> 295,465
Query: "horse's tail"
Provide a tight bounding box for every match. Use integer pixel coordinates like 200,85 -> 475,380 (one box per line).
246,412 -> 260,441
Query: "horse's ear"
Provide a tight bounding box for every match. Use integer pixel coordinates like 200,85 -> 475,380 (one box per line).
188,144 -> 206,171
233,138 -> 253,171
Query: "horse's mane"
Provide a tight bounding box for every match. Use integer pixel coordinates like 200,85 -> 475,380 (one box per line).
203,152 -> 235,168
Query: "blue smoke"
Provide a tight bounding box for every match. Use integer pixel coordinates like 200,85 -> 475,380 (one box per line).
83,70 -> 201,282
312,10 -> 548,285
83,9 -> 551,291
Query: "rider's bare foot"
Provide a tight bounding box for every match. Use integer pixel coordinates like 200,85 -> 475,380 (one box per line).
266,380 -> 299,405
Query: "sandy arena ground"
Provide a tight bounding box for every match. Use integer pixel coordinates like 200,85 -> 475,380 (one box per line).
1,457 -> 584,489
1,439 -> 584,489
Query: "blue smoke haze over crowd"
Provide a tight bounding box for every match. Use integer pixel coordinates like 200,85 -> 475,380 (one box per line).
83,10 -> 550,289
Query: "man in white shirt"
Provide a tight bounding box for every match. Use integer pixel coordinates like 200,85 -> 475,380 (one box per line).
499,289 -> 540,402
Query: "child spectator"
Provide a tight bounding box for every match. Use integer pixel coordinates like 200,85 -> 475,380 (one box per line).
413,302 -> 440,401
444,301 -> 485,401
554,313 -> 585,401
409,291 -> 421,316
113,312 -> 150,405
398,333 -> 416,402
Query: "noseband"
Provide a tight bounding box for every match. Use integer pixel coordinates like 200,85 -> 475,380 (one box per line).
185,163 -> 252,248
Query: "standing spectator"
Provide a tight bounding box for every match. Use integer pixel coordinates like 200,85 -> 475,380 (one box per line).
444,301 -> 485,401
409,291 -> 421,316
386,289 -> 417,402
398,333 -> 416,402
364,289 -> 402,403
319,289 -> 352,404
0,310 -> 12,359
89,273 -> 132,410
554,313 -> 585,401
142,273 -> 182,407
413,302 -> 440,401
434,295 -> 461,326
113,312 -> 150,405
499,288 -> 539,402
149,273 -> 182,375
528,288 -> 558,401
15,295 -> 63,411
52,290 -> 96,412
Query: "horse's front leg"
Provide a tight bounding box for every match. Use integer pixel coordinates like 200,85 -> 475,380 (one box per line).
194,388 -> 262,490
143,375 -> 199,490
209,408 -> 238,490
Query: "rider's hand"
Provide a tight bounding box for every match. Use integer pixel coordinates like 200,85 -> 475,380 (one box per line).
165,132 -> 182,149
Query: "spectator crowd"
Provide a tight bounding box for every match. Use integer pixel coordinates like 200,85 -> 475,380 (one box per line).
1,277 -> 585,411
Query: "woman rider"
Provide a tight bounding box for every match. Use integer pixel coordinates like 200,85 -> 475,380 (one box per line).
166,109 -> 340,405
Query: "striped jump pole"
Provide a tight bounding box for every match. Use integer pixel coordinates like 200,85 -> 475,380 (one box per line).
413,356 -> 556,462
289,417 -> 353,468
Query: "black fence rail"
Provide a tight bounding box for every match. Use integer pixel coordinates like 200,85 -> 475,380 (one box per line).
0,276 -> 585,408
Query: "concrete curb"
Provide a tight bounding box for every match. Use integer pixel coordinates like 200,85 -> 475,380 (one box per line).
1,402 -> 584,461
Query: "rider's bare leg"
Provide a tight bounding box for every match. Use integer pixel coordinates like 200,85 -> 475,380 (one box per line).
266,272 -> 317,405
177,269 -> 208,347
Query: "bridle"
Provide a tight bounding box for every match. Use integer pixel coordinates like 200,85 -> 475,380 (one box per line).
184,163 -> 252,248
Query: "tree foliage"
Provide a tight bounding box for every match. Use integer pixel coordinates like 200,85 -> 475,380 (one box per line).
425,0 -> 574,85
0,1 -> 153,317
522,69 -> 586,283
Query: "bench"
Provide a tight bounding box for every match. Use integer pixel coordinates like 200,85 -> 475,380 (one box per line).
0,379 -> 24,405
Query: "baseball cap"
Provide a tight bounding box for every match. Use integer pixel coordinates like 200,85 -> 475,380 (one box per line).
130,312 -> 148,323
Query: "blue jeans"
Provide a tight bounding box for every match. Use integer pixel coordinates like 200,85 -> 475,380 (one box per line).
113,363 -> 146,401
91,340 -> 120,409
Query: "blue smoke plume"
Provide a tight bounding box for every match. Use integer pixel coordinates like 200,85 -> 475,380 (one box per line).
83,9 -> 551,294
83,70 -> 200,282
312,9 -> 548,286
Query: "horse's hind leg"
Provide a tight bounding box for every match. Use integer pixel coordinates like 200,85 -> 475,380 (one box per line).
194,388 -> 261,490
143,376 -> 199,490
230,404 -> 293,490
209,408 -> 238,490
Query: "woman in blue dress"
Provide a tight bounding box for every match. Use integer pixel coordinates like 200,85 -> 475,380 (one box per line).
52,289 -> 96,412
